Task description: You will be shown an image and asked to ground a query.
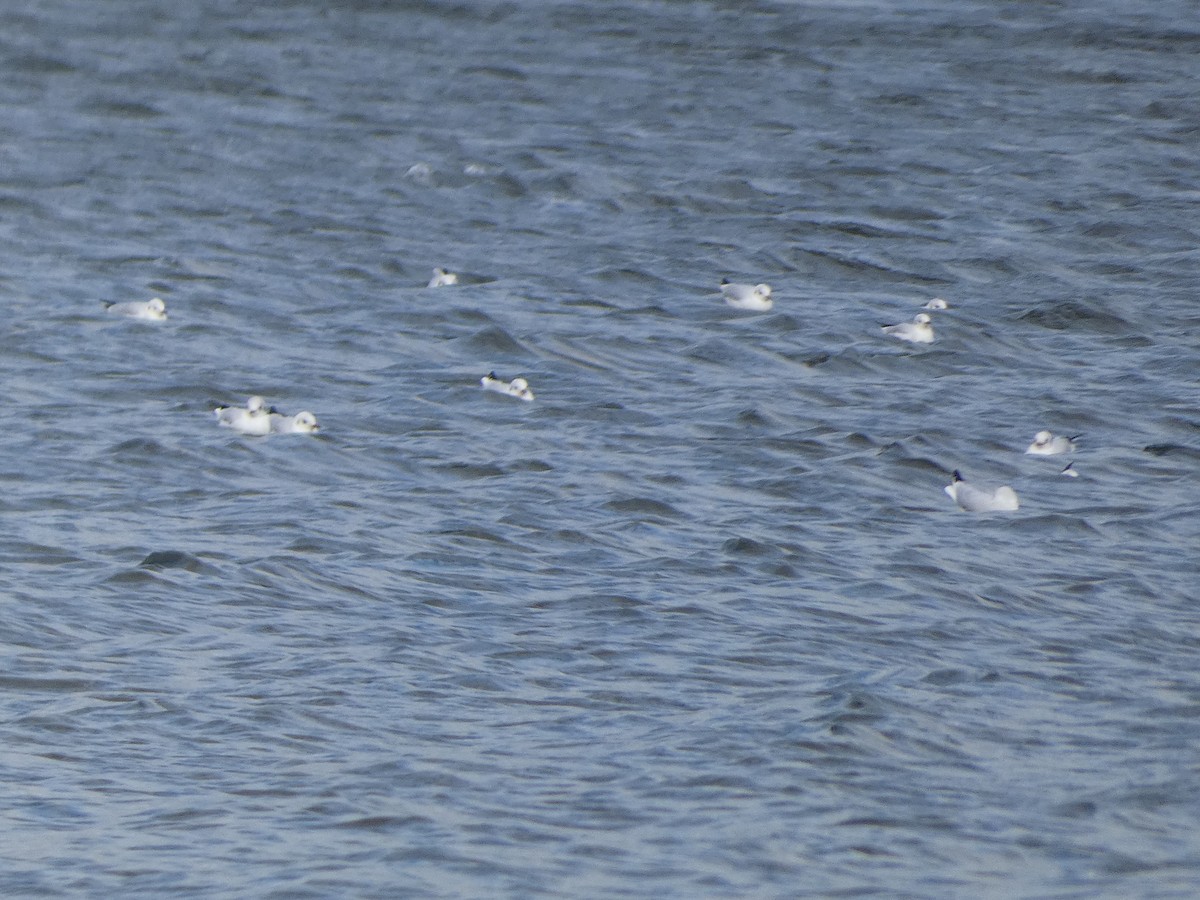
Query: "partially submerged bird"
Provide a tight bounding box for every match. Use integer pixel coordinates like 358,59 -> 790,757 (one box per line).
923,298 -> 949,310
944,470 -> 1019,512
1026,430 -> 1078,456
720,279 -> 773,312
481,372 -> 534,402
428,267 -> 459,287
882,313 -> 934,343
104,297 -> 167,321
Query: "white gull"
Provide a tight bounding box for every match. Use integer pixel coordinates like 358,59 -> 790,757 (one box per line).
105,297 -> 166,321
944,470 -> 1019,512
720,279 -> 773,312
882,313 -> 934,344
481,372 -> 534,402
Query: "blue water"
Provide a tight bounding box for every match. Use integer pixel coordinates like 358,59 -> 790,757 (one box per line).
1,1 -> 1198,896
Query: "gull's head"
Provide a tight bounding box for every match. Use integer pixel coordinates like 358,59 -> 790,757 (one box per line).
293,412 -> 320,432
755,284 -> 772,299
148,297 -> 166,315
924,298 -> 948,310
511,378 -> 530,392
914,313 -> 932,325
247,396 -> 267,413
1034,430 -> 1052,444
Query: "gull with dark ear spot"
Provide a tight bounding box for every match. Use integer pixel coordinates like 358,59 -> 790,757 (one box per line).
427,267 -> 458,287
481,372 -> 534,402
882,313 -> 934,343
944,470 -> 1019,512
1026,430 -> 1079,455
104,297 -> 167,320
923,297 -> 949,310
270,410 -> 320,434
720,279 -> 773,312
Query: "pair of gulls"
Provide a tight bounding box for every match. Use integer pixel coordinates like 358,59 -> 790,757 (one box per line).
720,279 -> 946,344
946,430 -> 1080,512
215,396 -> 320,436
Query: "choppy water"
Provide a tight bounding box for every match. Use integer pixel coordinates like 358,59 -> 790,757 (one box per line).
2,1 -> 1199,896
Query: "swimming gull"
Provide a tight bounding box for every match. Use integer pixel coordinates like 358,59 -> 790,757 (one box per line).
882,313 -> 934,344
720,279 -> 773,312
214,396 -> 273,436
1026,430 -> 1078,456
104,297 -> 167,321
944,470 -> 1019,512
428,267 -> 459,287
481,372 -> 534,402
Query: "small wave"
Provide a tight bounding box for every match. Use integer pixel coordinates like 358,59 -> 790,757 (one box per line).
1019,300 -> 1129,332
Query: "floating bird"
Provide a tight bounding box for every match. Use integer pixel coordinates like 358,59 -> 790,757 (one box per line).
481,372 -> 534,402
104,297 -> 166,321
944,470 -> 1019,512
720,279 -> 773,312
270,410 -> 320,434
1061,463 -> 1079,478
923,298 -> 949,310
1026,430 -> 1078,456
214,396 -> 273,436
882,313 -> 934,343
427,267 -> 458,287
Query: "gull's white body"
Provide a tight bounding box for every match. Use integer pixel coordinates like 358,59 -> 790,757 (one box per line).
481,372 -> 534,402
428,267 -> 458,287
215,396 -> 272,436
270,411 -> 320,434
944,470 -> 1019,512
882,313 -> 934,343
720,280 -> 773,312
1026,430 -> 1078,456
105,297 -> 167,321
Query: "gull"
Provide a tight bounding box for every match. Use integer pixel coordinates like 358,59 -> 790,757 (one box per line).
104,297 -> 166,321
944,470 -> 1019,512
270,410 -> 320,434
882,313 -> 934,343
214,396 -> 273,436
720,279 -> 773,312
481,372 -> 534,402
428,267 -> 458,287
1026,430 -> 1078,456
923,298 -> 949,310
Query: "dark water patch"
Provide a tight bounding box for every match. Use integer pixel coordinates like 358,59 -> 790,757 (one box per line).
603,497 -> 681,519
79,98 -> 164,119
6,52 -> 75,75
433,462 -> 507,479
0,675 -> 95,692
139,550 -> 207,572
1143,444 -> 1200,460
457,324 -> 532,356
1018,300 -> 1130,331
